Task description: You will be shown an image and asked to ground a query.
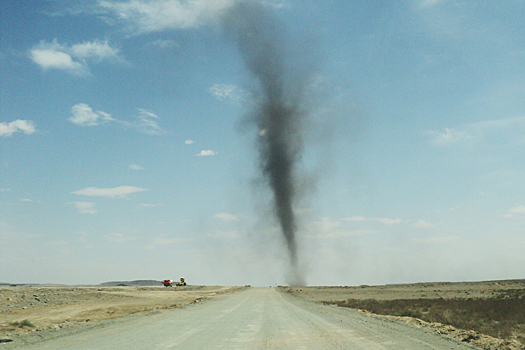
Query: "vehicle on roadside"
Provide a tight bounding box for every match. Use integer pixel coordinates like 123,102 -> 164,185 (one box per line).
161,279 -> 173,287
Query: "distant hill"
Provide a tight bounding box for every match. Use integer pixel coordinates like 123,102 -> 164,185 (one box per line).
99,280 -> 161,287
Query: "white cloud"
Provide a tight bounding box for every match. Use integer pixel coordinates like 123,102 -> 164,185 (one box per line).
31,49 -> 84,73
510,205 -> 525,214
413,220 -> 436,228
69,103 -> 114,126
68,104 -> 166,134
213,213 -> 239,222
426,127 -> 476,146
70,40 -> 119,60
20,199 -> 33,202
413,235 -> 459,244
196,150 -> 216,156
70,201 -> 97,214
0,120 -> 36,137
210,84 -> 250,105
71,186 -> 148,198
106,232 -> 136,243
507,205 -> 525,218
129,164 -> 144,170
341,215 -> 402,225
373,218 -> 402,225
150,39 -> 179,49
185,140 -> 194,144
30,39 -> 121,75
427,116 -> 525,148
98,0 -> 237,33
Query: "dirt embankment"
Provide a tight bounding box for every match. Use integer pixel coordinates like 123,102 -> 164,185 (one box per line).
282,279 -> 525,350
0,285 -> 244,345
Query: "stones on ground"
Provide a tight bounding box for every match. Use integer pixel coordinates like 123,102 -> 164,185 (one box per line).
0,337 -> 13,343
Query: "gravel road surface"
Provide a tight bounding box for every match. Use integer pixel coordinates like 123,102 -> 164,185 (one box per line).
20,288 -> 477,349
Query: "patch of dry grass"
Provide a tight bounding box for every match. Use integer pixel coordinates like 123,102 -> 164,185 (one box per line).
324,289 -> 525,345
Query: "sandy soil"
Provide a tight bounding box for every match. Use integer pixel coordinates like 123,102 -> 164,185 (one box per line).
0,285 -> 244,345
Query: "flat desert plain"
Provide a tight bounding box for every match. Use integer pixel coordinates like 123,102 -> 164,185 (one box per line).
0,285 -> 245,346
1,280 -> 524,349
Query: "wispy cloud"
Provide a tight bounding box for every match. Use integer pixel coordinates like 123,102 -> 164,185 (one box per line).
98,0 -> 237,33
510,205 -> 525,214
71,186 -> 147,198
69,201 -> 97,214
185,140 -> 194,144
342,215 -> 402,225
30,39 -> 121,75
196,150 -> 216,156
426,128 -> 476,146
68,103 -> 166,134
149,39 -> 179,49
413,220 -> 436,228
105,232 -> 137,243
426,115 -> 525,148
129,164 -> 144,170
132,109 -> 166,135
0,120 -> 36,137
213,213 -> 239,222
210,84 -> 250,105
413,235 -> 459,244
505,205 -> 525,218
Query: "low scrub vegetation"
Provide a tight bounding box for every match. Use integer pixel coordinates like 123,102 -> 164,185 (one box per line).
10,320 -> 35,328
325,289 -> 525,344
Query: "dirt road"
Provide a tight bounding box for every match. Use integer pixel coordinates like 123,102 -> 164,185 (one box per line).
15,288 -> 476,349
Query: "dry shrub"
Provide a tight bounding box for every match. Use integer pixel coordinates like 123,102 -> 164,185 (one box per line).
326,289 -> 525,343
10,320 -> 35,328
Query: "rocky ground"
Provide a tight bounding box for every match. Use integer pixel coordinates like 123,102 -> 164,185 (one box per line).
0,285 -> 244,346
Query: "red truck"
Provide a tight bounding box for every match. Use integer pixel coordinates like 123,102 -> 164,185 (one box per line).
161,279 -> 173,287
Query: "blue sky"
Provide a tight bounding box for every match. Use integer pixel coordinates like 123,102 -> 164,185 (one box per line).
1,0 -> 525,286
